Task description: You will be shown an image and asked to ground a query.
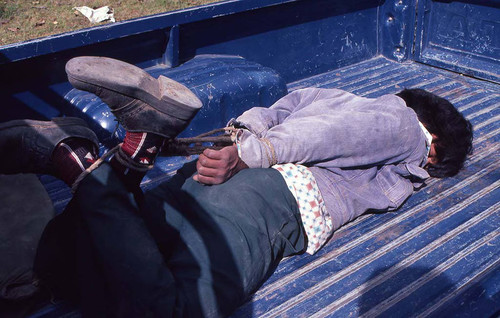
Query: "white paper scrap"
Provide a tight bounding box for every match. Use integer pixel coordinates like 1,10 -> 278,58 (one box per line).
73,6 -> 116,23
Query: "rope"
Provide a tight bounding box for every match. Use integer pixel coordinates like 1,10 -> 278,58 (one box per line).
72,127 -> 236,192
261,137 -> 277,166
162,127 -> 235,156
71,144 -> 121,193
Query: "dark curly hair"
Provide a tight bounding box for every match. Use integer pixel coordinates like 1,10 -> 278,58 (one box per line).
396,88 -> 473,178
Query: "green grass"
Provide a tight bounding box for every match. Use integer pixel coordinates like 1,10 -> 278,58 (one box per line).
0,0 -> 219,46
0,1 -> 18,20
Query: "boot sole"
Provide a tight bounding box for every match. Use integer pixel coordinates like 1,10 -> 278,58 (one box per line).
65,57 -> 202,121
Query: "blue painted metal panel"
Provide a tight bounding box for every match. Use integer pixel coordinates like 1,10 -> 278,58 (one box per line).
178,0 -> 381,83
378,0 -> 418,62
414,0 -> 500,83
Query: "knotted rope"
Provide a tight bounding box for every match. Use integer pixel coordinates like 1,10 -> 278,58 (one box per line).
161,127 -> 235,156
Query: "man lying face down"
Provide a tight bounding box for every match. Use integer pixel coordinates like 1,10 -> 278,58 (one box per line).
0,57 -> 473,317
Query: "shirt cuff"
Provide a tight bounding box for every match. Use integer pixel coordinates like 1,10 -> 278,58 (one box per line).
236,130 -> 274,168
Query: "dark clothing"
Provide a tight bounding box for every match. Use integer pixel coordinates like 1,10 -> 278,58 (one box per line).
35,161 -> 306,317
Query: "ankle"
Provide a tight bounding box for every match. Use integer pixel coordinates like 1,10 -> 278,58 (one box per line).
52,138 -> 98,186
121,131 -> 165,165
108,132 -> 165,186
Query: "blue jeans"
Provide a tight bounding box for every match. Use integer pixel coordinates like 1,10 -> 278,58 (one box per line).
35,161 -> 306,317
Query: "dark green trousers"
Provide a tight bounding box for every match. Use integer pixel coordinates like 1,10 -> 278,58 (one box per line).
35,161 -> 306,317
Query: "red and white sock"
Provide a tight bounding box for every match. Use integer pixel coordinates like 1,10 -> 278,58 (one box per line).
110,131 -> 165,186
52,138 -> 97,186
121,131 -> 164,166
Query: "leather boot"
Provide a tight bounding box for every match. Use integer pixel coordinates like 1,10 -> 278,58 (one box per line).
65,56 -> 203,138
0,117 -> 99,175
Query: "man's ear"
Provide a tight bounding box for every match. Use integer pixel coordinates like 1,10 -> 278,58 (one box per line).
427,140 -> 438,165
427,156 -> 438,165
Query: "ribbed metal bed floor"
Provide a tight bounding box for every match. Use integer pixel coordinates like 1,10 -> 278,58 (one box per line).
233,56 -> 500,317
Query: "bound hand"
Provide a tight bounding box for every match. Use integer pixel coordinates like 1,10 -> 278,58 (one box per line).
194,145 -> 249,185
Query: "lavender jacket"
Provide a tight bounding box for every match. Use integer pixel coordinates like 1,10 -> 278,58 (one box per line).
234,88 -> 430,230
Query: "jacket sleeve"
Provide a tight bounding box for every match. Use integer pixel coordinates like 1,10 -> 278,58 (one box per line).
237,93 -> 427,169
234,88 -> 323,137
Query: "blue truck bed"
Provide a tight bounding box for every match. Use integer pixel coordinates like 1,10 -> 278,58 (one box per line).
0,0 -> 498,316
233,56 -> 500,317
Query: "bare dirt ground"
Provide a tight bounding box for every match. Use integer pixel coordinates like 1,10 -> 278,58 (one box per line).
0,0 -> 218,46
